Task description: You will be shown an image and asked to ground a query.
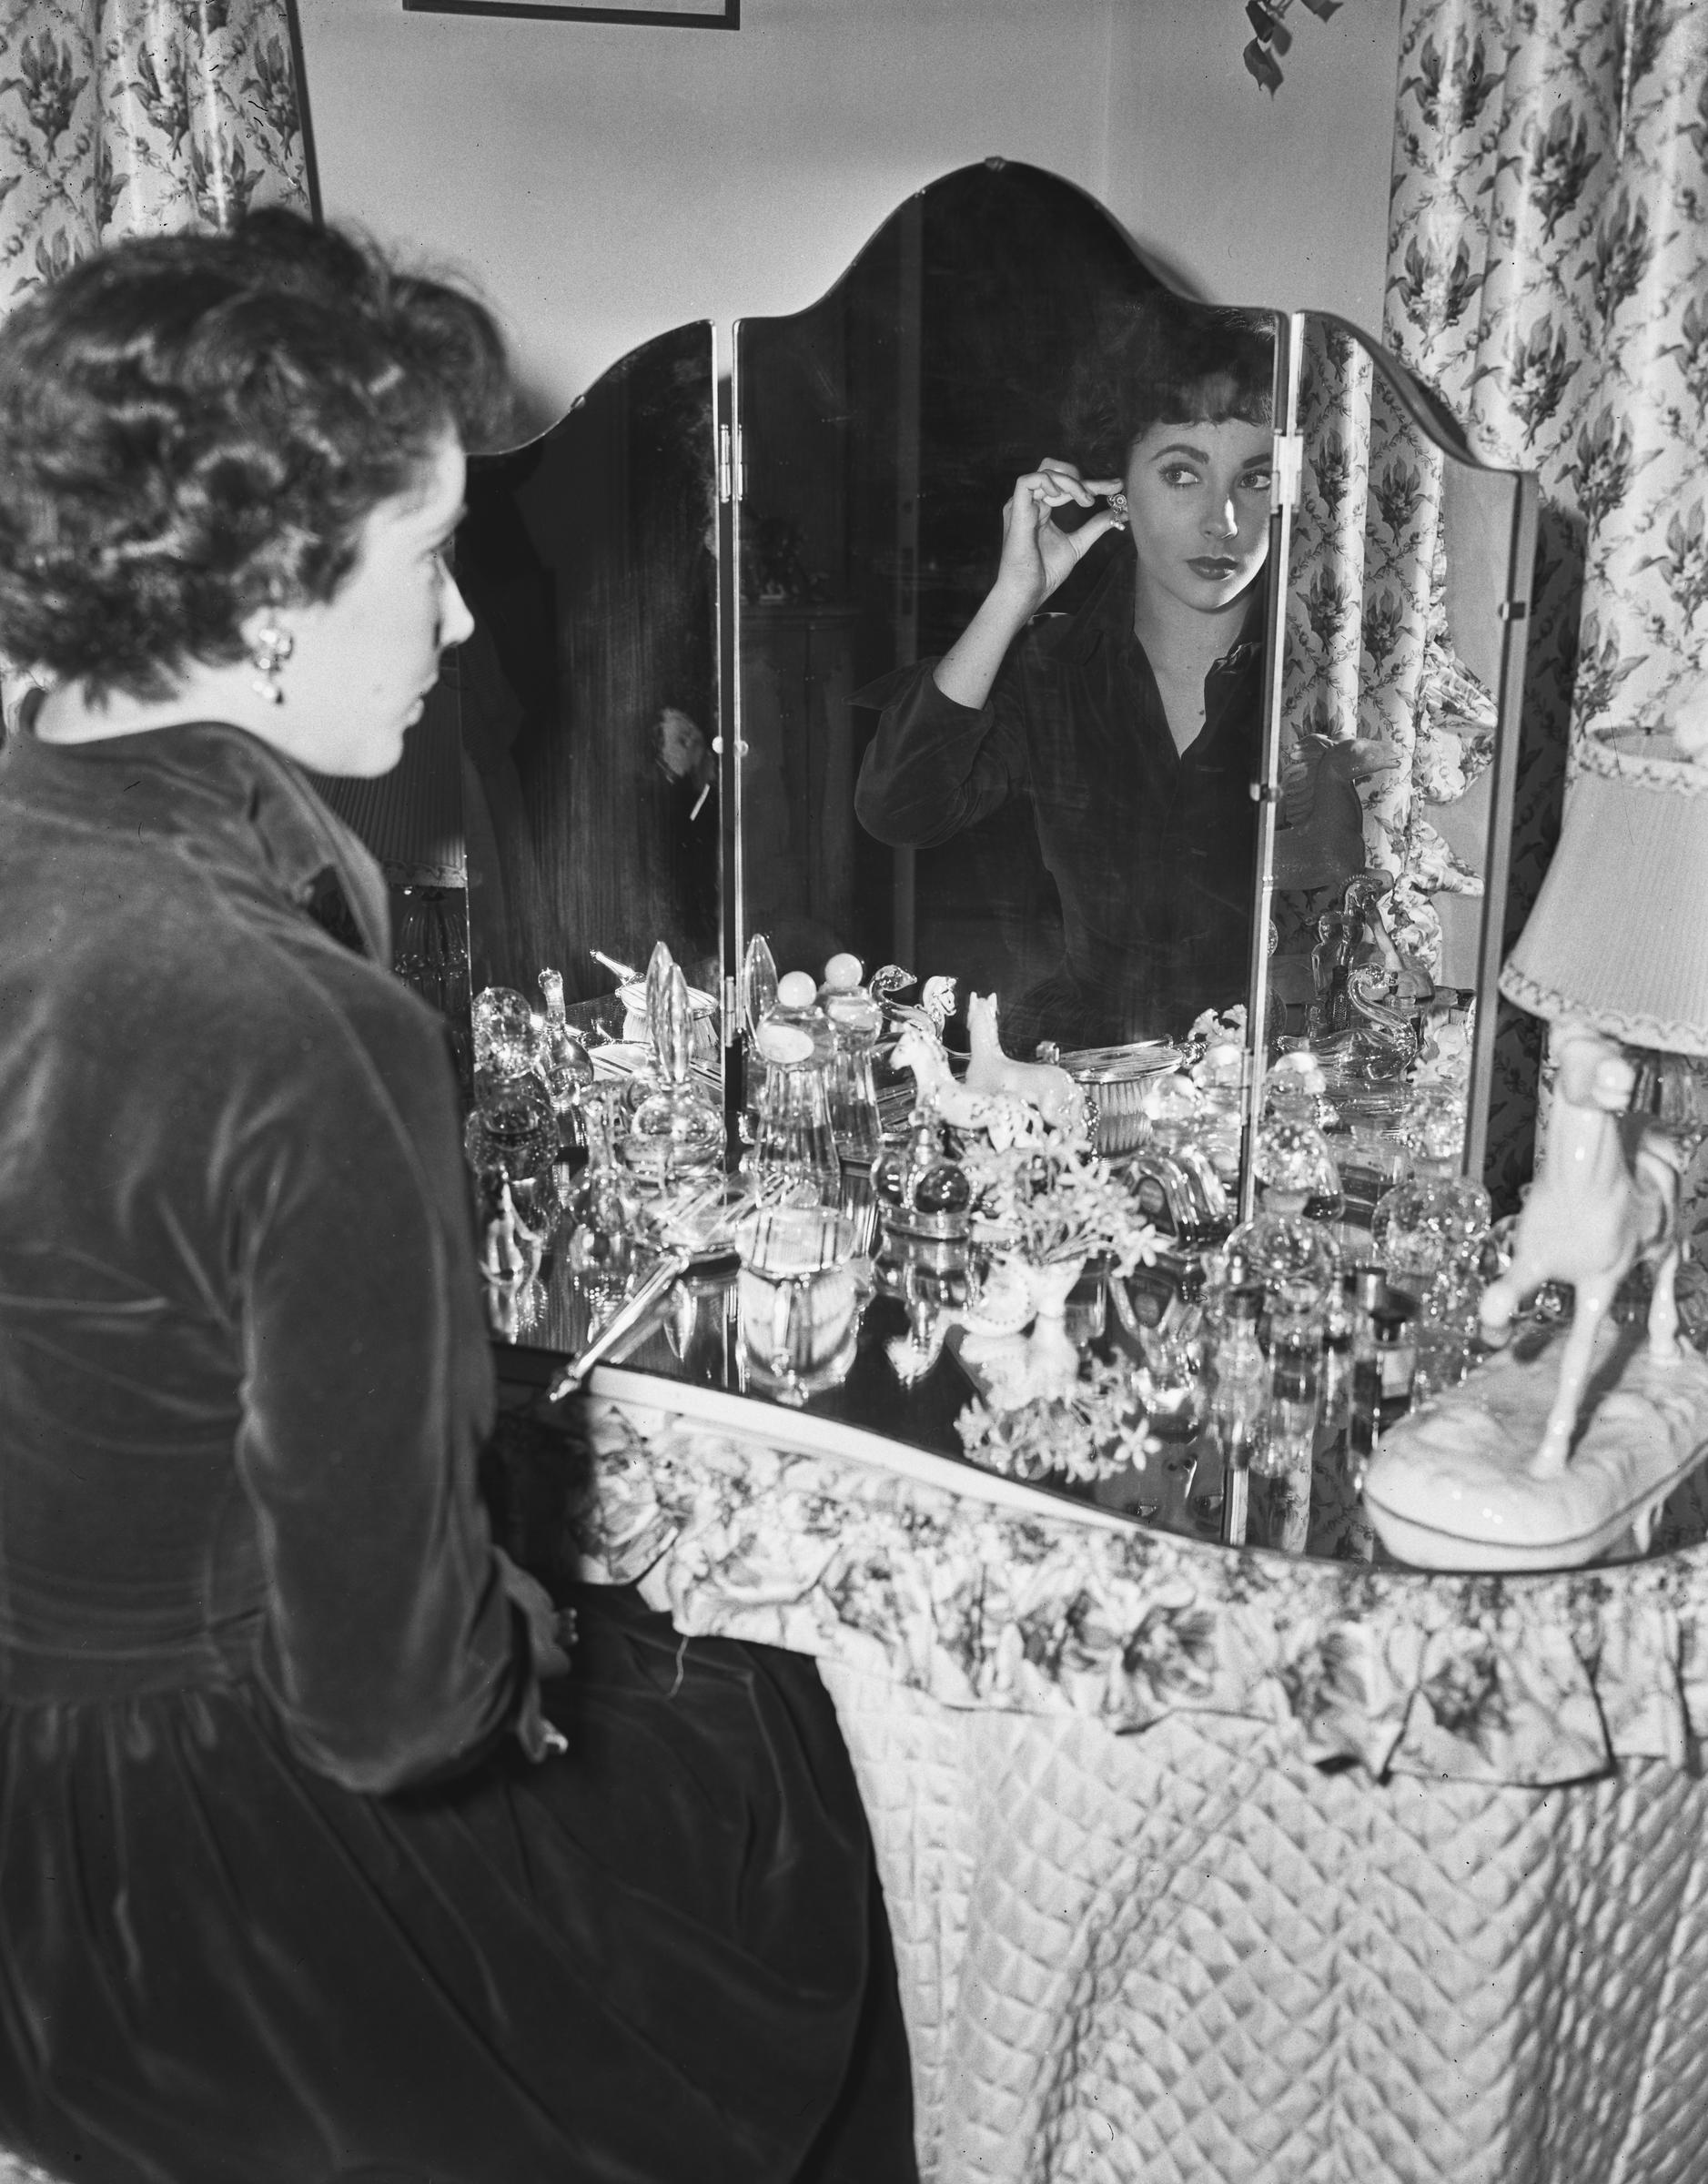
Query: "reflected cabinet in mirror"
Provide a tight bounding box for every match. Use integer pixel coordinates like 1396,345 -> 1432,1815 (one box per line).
733,163 -> 1537,1188
455,322 -> 722,1017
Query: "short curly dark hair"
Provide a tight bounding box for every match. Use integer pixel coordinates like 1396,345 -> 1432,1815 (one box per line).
0,207 -> 513,701
1063,289 -> 1276,479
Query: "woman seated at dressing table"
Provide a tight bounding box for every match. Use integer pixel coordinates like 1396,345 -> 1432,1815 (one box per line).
855,292 -> 1274,1052
0,212 -> 915,2184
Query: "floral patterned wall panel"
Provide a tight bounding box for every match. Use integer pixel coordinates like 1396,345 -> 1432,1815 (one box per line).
0,0 -> 310,318
1387,0 -> 1708,1208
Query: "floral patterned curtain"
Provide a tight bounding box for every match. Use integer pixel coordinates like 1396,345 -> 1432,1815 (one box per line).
0,0 -> 311,318
1382,0 -> 1708,1204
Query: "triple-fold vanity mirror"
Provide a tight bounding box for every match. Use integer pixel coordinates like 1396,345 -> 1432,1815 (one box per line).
324,158 -> 1538,1206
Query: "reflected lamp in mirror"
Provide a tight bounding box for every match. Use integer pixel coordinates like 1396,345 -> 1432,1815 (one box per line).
1366,727 -> 1708,1571
1501,731 -> 1708,1066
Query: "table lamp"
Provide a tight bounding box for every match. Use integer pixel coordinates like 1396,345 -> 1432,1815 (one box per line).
1363,724 -> 1708,1570
1501,729 -> 1708,1068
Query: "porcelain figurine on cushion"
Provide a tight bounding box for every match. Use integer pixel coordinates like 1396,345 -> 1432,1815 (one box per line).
1478,1017 -> 1685,1479
1364,1016 -> 1708,1571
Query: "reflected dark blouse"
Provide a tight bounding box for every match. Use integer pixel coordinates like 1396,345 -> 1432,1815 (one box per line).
854,546 -> 1263,1046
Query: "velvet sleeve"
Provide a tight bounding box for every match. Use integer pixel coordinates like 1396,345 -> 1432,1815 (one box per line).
227,962 -> 530,1796
854,657 -> 1030,848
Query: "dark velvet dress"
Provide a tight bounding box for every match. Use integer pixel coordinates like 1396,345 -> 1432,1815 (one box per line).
854,545 -> 1264,1047
0,722 -> 913,2184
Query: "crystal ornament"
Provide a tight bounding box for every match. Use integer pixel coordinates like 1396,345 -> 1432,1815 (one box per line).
465,987 -> 558,1229
537,966 -> 594,1152
622,961 -> 724,1199
1370,1088 -> 1491,1396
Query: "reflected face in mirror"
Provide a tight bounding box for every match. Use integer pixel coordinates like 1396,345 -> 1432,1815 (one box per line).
1125,416 -> 1273,623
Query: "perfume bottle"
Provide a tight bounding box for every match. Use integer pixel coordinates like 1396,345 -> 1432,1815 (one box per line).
562,1086 -> 642,1309
750,971 -> 841,1207
740,933 -> 780,1137
1211,1138 -> 1339,1552
622,960 -> 725,1200
1256,1055 -> 1343,1226
1189,1039 -> 1248,1189
464,987 -> 559,1230
820,953 -> 884,1164
1211,1283 -> 1267,1547
1128,1072 -> 1232,1245
537,966 -> 594,1157
1249,1297 -> 1318,1554
1369,1089 -> 1490,1399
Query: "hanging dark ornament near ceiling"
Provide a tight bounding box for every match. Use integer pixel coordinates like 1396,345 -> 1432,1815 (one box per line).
1242,0 -> 1348,94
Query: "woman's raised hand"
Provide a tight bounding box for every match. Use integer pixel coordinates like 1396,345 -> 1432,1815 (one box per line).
993,459 -> 1127,619
929,459 -> 1127,713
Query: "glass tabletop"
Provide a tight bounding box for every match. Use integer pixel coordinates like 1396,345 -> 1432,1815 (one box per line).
487,1240 -> 1391,1562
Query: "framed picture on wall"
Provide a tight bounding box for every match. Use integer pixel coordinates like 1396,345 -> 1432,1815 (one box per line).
402,0 -> 736,20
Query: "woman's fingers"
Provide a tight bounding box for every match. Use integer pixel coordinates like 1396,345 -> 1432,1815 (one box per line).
1065,507 -> 1125,560
1024,459 -> 1094,509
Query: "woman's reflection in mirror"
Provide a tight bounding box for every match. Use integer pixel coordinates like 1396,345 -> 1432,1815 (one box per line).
855,291 -> 1275,1053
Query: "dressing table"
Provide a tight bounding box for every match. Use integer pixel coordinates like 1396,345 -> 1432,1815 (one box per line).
332,160 -> 1708,2184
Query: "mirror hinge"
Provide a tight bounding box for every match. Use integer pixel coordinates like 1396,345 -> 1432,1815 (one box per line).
1498,599 -> 1530,622
1270,432 -> 1304,513
718,424 -> 733,505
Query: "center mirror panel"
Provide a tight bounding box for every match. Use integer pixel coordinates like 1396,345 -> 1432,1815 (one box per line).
733,159 -> 1282,1067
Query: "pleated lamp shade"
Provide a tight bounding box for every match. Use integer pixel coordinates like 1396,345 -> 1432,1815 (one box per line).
1501,731 -> 1708,1058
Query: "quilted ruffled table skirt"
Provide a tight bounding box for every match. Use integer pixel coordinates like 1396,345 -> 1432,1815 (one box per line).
825,1665 -> 1708,2184
525,1379 -> 1708,2184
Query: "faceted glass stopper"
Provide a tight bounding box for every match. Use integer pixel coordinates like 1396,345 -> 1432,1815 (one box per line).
472,986 -> 541,1078
742,933 -> 780,1039
1219,1208 -> 1338,1321
1255,1111 -> 1342,1205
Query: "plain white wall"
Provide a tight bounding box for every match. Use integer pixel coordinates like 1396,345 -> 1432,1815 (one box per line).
297,0 -> 1403,429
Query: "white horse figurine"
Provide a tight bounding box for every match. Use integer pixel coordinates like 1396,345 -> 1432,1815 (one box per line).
963,992 -> 1082,1128
1478,1018 -> 1684,1480
891,1020 -> 1039,1143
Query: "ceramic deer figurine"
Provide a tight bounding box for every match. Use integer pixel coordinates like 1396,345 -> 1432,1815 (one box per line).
1478,1018 -> 1684,1479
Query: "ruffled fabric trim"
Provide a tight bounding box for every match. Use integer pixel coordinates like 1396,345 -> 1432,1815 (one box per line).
1498,960 -> 1708,1057
569,1390 -> 1708,1790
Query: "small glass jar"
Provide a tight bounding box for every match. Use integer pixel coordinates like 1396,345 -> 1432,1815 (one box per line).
751,971 -> 841,1207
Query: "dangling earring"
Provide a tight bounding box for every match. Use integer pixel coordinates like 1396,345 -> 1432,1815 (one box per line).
249,624 -> 295,706
1107,490 -> 1129,518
